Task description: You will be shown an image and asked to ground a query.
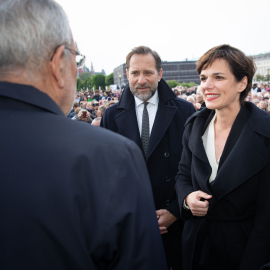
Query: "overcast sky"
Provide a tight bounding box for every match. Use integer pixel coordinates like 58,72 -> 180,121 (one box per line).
55,0 -> 270,75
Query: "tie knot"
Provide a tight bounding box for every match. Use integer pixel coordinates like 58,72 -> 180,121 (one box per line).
144,102 -> 149,108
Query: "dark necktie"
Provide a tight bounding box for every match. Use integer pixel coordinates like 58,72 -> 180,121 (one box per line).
141,102 -> 149,157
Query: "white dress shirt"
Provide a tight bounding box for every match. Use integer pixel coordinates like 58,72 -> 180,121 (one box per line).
201,113 -> 220,183
134,90 -> 159,136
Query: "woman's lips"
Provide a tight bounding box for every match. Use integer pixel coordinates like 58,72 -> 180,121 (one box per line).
206,94 -> 220,100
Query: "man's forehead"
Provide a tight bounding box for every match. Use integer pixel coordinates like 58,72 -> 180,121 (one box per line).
129,53 -> 156,69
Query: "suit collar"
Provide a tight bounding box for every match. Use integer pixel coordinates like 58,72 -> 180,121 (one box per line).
0,82 -> 64,115
115,78 -> 178,160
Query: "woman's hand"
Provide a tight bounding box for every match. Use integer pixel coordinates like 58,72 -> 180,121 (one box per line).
185,191 -> 212,216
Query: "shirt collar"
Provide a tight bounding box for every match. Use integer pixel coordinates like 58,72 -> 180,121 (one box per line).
134,89 -> 159,108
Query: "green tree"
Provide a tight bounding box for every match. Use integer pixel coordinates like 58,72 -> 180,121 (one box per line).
77,78 -> 82,91
180,82 -> 198,88
92,74 -> 106,90
166,80 -> 180,88
79,72 -> 92,81
105,73 -> 114,86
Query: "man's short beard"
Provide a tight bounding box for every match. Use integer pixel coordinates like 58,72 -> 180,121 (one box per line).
130,81 -> 158,101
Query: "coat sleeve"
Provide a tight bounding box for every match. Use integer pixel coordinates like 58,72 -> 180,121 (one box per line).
166,104 -> 196,220
94,140 -> 168,270
239,157 -> 270,270
175,122 -> 195,220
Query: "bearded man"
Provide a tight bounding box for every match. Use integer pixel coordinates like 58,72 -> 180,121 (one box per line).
101,46 -> 196,270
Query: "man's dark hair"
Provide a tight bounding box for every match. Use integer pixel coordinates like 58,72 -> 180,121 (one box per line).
196,44 -> 256,104
126,46 -> 162,72
73,102 -> 79,108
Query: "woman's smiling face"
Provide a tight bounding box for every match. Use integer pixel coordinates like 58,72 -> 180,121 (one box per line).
200,58 -> 247,112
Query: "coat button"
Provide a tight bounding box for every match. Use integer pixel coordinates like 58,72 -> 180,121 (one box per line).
165,177 -> 170,181
164,152 -> 169,157
166,200 -> 170,205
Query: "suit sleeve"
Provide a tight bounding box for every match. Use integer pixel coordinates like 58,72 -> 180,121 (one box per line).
175,122 -> 195,220
95,140 -> 168,270
239,156 -> 270,270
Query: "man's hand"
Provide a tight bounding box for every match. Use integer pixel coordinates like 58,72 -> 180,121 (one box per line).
185,191 -> 212,217
156,209 -> 177,235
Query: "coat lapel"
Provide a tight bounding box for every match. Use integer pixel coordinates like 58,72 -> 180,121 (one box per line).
146,79 -> 178,161
115,84 -> 142,149
146,103 -> 176,160
188,113 -> 213,194
211,121 -> 269,201
115,104 -> 142,148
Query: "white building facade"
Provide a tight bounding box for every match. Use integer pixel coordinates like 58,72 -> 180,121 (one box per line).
252,52 -> 270,83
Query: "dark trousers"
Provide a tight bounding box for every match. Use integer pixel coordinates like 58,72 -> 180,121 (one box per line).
162,236 -> 183,270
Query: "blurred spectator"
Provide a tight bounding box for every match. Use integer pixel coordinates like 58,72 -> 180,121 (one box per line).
67,101 -> 80,118
252,99 -> 260,106
92,117 -> 102,126
96,105 -> 106,117
107,100 -> 118,108
71,107 -> 82,120
174,89 -> 180,96
257,100 -> 269,113
87,92 -> 94,102
93,89 -> 102,101
195,86 -> 205,111
73,109 -> 92,124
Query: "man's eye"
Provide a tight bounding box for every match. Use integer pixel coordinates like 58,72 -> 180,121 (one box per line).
217,76 -> 223,79
132,72 -> 137,75
200,77 -> 206,81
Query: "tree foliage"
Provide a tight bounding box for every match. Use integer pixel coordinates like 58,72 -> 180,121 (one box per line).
105,73 -> 114,86
79,72 -> 92,81
179,82 -> 198,88
166,80 -> 198,89
77,78 -> 82,91
166,80 -> 180,88
91,74 -> 106,90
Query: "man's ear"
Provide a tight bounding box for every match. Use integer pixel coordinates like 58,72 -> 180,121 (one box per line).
126,69 -> 129,80
158,68 -> 163,82
50,45 -> 66,89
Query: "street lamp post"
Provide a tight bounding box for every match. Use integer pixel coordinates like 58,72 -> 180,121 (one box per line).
267,69 -> 270,84
118,72 -> 122,90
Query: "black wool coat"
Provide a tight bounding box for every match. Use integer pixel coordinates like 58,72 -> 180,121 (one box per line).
101,78 -> 196,237
0,82 -> 168,270
175,102 -> 270,270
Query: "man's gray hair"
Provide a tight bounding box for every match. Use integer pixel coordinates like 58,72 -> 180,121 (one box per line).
0,0 -> 72,75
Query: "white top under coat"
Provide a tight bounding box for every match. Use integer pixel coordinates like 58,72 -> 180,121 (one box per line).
201,113 -> 220,183
134,90 -> 159,136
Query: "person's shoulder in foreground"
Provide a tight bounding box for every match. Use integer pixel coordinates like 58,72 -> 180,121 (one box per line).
0,0 -> 168,269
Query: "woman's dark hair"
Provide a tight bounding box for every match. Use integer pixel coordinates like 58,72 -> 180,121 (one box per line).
196,44 -> 256,104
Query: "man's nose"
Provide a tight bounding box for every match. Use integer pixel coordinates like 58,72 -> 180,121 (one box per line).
137,74 -> 147,85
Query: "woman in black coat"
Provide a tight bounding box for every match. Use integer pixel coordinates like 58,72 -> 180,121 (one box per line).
175,44 -> 270,270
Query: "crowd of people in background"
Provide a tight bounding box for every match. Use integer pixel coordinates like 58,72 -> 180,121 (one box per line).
67,89 -> 121,125
172,83 -> 270,112
69,83 -> 270,124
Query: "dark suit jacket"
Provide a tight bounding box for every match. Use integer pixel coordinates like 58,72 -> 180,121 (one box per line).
101,78 -> 196,237
0,82 -> 168,270
175,102 -> 270,270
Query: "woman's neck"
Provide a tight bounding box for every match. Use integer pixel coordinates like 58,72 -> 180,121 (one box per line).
215,103 -> 241,131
